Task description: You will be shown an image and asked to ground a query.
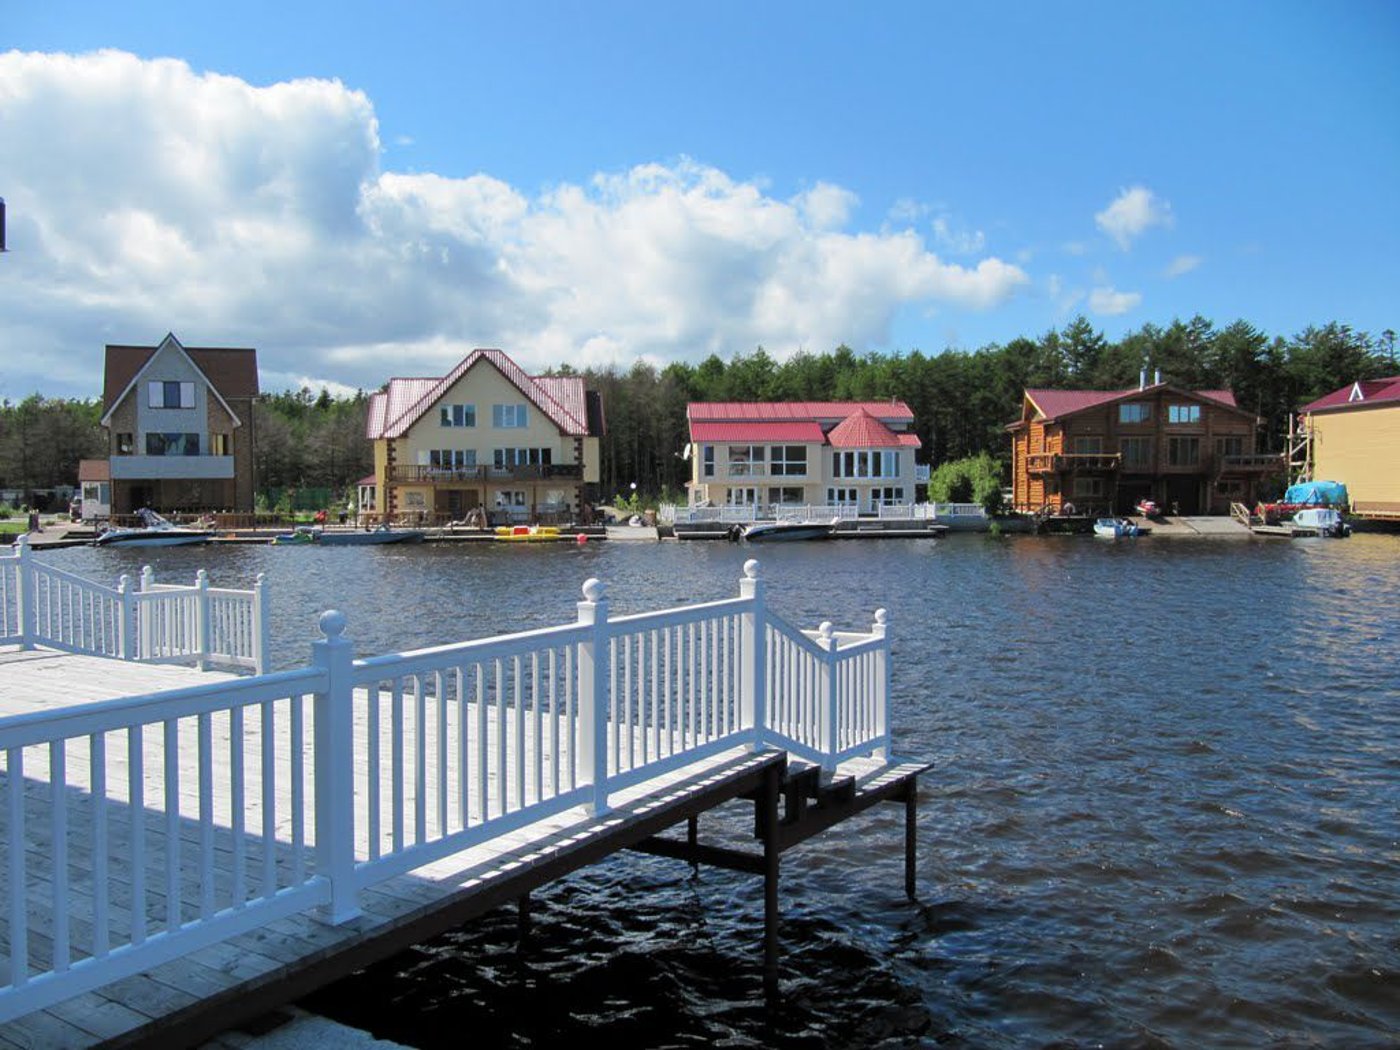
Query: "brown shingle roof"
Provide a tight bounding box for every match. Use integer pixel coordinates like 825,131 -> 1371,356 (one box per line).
103,340 -> 259,413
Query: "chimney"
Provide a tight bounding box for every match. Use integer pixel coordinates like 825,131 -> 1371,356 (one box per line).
1154,369 -> 1162,386
1139,366 -> 1148,391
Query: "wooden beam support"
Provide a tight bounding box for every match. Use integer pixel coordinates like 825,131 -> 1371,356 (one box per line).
627,837 -> 765,875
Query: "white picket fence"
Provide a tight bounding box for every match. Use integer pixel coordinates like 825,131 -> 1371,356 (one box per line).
0,535 -> 268,672
0,559 -> 889,1022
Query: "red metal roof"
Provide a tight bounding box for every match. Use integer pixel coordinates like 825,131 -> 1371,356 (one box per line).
690,421 -> 825,443
1025,384 -> 1242,422
1301,376 -> 1400,413
688,401 -> 914,423
826,408 -> 921,448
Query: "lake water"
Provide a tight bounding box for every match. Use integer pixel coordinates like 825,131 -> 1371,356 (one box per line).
46,534 -> 1400,1047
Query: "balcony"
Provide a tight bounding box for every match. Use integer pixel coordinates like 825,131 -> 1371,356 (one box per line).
1214,453 -> 1284,474
1027,452 -> 1122,474
388,463 -> 583,484
109,455 -> 235,480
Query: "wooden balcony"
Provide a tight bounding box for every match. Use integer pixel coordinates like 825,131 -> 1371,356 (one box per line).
1027,452 -> 1122,474
1214,453 -> 1283,474
388,463 -> 583,484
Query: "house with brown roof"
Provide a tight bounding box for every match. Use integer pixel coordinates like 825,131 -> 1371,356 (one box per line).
1297,375 -> 1400,520
686,401 -> 921,513
1008,375 -> 1279,515
364,349 -> 604,524
100,333 -> 260,515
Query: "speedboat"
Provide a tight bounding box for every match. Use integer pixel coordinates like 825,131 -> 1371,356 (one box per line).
1289,507 -> 1351,538
1093,517 -> 1141,538
94,508 -> 212,548
732,519 -> 838,543
316,525 -> 425,546
271,525 -> 321,545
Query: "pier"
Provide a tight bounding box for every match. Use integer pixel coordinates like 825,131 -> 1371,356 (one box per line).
0,545 -> 924,1046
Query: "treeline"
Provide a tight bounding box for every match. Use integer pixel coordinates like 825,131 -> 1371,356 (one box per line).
0,317 -> 1393,502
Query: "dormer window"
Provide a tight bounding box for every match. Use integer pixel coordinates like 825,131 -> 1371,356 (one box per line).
148,381 -> 195,409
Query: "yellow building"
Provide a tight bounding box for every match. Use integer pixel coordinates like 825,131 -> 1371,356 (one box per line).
1300,376 -> 1400,519
364,349 -> 603,524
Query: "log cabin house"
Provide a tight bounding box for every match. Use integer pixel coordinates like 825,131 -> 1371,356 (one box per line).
1008,374 -> 1280,515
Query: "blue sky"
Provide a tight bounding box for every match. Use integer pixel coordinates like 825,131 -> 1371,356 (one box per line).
3,1 -> 1397,398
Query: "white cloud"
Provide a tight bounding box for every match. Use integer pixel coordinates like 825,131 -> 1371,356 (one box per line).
1088,286 -> 1142,316
0,49 -> 1031,398
1165,254 -> 1201,277
1095,186 -> 1173,250
931,217 -> 986,256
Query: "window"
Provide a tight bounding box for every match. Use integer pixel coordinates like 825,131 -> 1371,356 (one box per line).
1215,435 -> 1244,458
1168,436 -> 1201,466
440,404 -> 477,428
148,381 -> 195,409
834,450 -> 900,479
725,487 -> 760,506
145,432 -> 200,456
768,487 -> 804,504
727,445 -> 766,477
1073,476 -> 1105,498
1120,437 -> 1153,468
770,445 -> 807,477
875,487 -> 906,505
404,491 -> 427,509
492,448 -> 551,469
1168,404 -> 1202,425
1216,479 -> 1245,497
1072,436 -> 1104,454
430,449 -> 477,470
492,404 -> 528,428
702,444 -> 714,478
1119,402 -> 1151,424
116,433 -> 134,455
495,490 -> 527,508
827,487 -> 860,505
209,434 -> 231,455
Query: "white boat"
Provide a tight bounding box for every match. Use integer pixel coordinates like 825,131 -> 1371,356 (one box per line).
1289,507 -> 1351,538
1093,517 -> 1141,538
95,508 -> 212,547
732,519 -> 838,543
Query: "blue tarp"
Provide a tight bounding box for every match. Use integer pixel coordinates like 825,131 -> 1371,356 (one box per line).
1283,481 -> 1349,506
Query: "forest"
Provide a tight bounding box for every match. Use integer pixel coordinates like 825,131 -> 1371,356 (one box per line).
0,316 -> 1393,506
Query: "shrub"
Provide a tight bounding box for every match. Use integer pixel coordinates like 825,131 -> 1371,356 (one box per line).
928,454 -> 1005,513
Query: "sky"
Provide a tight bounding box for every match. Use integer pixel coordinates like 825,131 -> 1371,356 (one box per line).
2,1 -> 1397,400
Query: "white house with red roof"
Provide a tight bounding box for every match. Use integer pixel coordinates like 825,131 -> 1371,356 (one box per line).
686,401 -> 921,513
365,349 -> 604,524
1298,375 -> 1400,520
1007,377 -> 1276,515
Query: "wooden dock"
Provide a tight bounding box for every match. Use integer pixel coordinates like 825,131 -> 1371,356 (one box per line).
0,556 -> 925,1047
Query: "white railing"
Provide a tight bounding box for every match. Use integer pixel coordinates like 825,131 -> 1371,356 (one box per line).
0,559 -> 889,1022
0,535 -> 268,672
931,502 -> 986,519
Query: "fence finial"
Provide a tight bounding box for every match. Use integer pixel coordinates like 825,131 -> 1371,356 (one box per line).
581,578 -> 605,602
743,558 -> 760,579
319,609 -> 347,638
874,608 -> 887,627
14,532 -> 29,552
819,621 -> 834,643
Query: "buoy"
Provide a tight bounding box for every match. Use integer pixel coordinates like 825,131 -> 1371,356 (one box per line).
576,533 -> 587,544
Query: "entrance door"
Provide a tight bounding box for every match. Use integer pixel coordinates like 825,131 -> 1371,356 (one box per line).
1165,476 -> 1201,515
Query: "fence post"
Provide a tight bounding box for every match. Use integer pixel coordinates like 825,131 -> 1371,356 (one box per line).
738,558 -> 767,750
195,569 -> 211,672
576,578 -> 610,815
14,533 -> 34,650
139,564 -> 154,660
312,609 -> 361,924
873,608 -> 890,759
118,574 -> 137,661
818,621 -> 838,773
252,572 -> 270,674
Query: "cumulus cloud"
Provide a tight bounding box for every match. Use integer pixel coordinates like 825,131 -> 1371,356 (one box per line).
0,49 -> 1031,398
1095,186 -> 1173,250
1088,286 -> 1142,316
1165,254 -> 1201,277
931,217 -> 986,256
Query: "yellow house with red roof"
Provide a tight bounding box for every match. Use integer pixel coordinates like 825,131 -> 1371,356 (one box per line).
365,349 -> 604,524
686,401 -> 921,514
1007,379 -> 1276,515
1299,376 -> 1400,520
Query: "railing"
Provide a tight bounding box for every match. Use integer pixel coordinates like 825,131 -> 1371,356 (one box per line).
0,536 -> 268,672
1027,452 -> 1122,473
0,560 -> 889,1022
1216,453 -> 1284,473
387,463 -> 583,484
929,502 -> 986,520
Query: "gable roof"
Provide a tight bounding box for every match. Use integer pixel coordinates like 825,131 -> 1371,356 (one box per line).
1300,375 -> 1400,414
1021,383 -> 1244,424
365,349 -> 590,440
826,407 -> 921,448
688,401 -> 915,424
101,333 -> 258,427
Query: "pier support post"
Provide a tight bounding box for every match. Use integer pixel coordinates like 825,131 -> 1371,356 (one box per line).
762,759 -> 782,998
687,815 -> 699,874
312,610 -> 362,924
739,559 -> 767,749
904,780 -> 918,901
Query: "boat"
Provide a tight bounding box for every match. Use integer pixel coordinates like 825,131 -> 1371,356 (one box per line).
316,525 -> 425,546
1134,499 -> 1161,518
271,525 -> 321,545
494,525 -> 563,542
1289,507 -> 1351,538
94,508 -> 212,548
730,519 -> 838,543
1093,517 -> 1141,538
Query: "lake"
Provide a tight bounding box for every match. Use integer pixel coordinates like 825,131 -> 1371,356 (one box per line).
44,533 -> 1400,1047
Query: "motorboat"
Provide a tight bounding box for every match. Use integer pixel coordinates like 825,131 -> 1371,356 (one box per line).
316,525 -> 425,546
1093,517 -> 1141,538
1289,507 -> 1351,538
271,525 -> 321,545
731,519 -> 838,543
94,508 -> 212,548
